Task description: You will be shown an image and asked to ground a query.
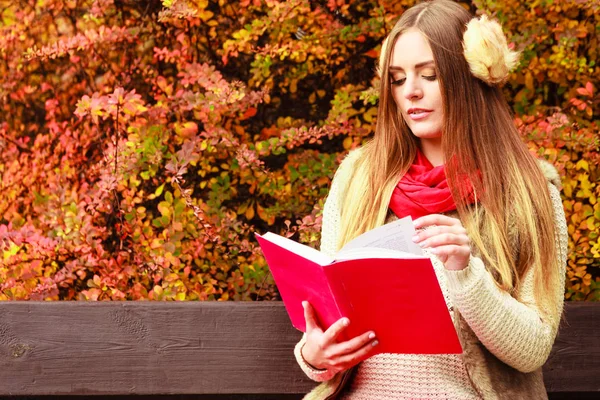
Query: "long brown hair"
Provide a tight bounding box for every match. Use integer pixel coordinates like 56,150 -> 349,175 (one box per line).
339,0 -> 561,307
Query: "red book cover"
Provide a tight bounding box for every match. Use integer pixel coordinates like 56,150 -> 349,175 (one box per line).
255,229 -> 462,355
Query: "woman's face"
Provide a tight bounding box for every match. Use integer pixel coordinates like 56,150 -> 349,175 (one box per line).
389,28 -> 444,140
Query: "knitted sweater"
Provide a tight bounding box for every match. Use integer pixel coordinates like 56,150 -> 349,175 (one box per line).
294,148 -> 568,399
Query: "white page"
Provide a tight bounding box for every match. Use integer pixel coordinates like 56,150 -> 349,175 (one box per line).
334,246 -> 425,262
337,216 -> 423,257
260,232 -> 334,266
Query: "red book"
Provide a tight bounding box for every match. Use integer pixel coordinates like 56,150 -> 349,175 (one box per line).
255,217 -> 462,354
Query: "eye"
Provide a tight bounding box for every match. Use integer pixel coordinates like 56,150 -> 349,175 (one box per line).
391,77 -> 406,86
423,74 -> 437,81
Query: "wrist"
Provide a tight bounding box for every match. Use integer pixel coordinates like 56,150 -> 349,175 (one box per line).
300,342 -> 327,371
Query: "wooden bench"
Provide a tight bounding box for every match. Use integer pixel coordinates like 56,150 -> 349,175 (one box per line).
0,302 -> 597,399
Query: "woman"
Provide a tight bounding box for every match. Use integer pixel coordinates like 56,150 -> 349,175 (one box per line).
293,0 -> 568,399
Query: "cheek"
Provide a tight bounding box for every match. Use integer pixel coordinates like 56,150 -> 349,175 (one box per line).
432,84 -> 443,107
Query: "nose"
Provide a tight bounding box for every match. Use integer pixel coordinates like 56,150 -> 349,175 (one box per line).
404,77 -> 423,101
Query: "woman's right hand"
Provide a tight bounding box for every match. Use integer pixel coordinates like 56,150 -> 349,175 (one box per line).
300,301 -> 379,373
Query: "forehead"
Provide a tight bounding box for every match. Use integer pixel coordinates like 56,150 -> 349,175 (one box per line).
390,28 -> 434,69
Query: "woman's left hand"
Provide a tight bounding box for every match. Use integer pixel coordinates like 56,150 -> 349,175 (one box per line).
412,214 -> 471,271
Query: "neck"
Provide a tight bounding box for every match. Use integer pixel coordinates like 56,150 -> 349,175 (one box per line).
419,138 -> 444,167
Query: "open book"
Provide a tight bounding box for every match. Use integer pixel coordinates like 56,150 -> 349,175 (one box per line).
255,216 -> 462,354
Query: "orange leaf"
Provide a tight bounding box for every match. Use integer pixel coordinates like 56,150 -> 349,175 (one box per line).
241,107 -> 257,120
364,49 -> 378,58
245,205 -> 255,220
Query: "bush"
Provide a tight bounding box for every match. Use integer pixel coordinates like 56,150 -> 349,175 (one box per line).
0,0 -> 598,300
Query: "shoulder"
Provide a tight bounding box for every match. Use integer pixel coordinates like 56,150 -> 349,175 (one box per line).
536,158 -> 561,190
330,146 -> 367,188
337,146 -> 366,172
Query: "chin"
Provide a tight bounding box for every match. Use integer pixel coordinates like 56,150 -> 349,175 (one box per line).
410,130 -> 442,140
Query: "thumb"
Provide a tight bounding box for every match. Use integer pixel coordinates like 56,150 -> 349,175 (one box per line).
302,301 -> 321,332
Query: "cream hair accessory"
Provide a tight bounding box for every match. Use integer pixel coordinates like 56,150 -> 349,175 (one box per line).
463,15 -> 520,85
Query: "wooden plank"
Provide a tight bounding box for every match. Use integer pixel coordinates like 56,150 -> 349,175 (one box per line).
0,302 -> 312,395
0,302 -> 597,396
543,302 -> 600,393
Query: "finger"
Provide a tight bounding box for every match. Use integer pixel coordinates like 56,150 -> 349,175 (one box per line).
302,301 -> 321,332
329,330 -> 377,357
322,316 -> 351,345
332,337 -> 379,370
419,233 -> 470,249
414,214 -> 461,229
430,244 -> 470,258
413,225 -> 467,243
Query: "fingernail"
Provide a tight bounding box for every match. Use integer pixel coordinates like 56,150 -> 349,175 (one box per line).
412,235 -> 420,242
302,301 -> 307,307
343,318 -> 350,326
371,340 -> 379,347
368,332 -> 376,339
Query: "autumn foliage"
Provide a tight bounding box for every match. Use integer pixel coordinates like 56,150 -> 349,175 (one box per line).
0,0 -> 598,301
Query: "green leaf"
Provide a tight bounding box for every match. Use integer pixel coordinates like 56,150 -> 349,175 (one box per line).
155,183 -> 165,197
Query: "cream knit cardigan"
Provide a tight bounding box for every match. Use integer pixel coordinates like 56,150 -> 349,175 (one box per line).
294,148 -> 568,399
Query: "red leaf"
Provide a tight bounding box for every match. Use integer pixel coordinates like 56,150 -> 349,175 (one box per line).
241,107 -> 257,120
585,81 -> 593,96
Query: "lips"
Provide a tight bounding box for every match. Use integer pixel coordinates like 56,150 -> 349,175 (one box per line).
407,108 -> 433,121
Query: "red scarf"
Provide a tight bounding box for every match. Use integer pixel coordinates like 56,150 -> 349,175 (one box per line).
389,149 -> 475,219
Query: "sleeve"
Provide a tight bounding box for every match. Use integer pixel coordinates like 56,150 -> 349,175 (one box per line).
443,183 -> 568,373
294,333 -> 338,382
293,148 -> 363,382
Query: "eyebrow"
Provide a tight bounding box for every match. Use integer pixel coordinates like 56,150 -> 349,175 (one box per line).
389,60 -> 435,71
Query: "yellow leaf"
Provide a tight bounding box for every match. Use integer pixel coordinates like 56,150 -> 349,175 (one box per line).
257,202 -> 268,222
576,159 -> 589,172
158,201 -> 171,217
199,10 -> 214,21
245,204 -> 255,220
343,136 -> 353,150
3,243 -> 21,259
525,71 -> 534,91
174,122 -> 198,139
586,217 -> 596,230
363,107 -> 378,123
563,179 -> 574,197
